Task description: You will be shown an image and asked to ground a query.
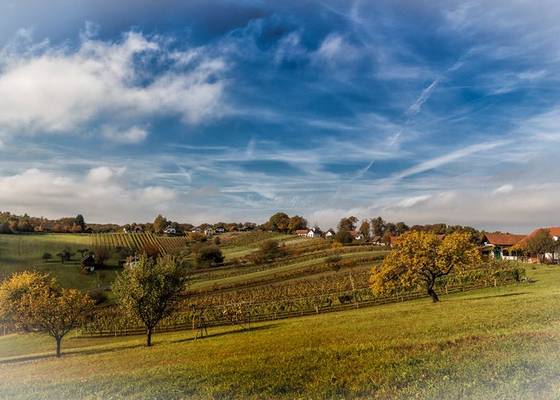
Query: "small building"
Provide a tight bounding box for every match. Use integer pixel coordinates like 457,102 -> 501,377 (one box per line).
296,229 -> 309,237
215,227 -> 226,234
325,229 -> 335,238
307,228 -> 321,238
81,254 -> 96,273
481,233 -> 526,260
519,227 -> 560,263
163,225 -> 177,235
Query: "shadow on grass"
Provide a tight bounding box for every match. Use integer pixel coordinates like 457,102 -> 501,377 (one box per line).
0,324 -> 280,365
0,342 -> 145,365
172,323 -> 280,344
463,292 -> 530,301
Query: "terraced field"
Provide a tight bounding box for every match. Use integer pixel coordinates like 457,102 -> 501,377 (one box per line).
91,233 -> 187,254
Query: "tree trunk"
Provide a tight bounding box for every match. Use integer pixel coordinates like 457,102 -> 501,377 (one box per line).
427,286 -> 439,303
146,328 -> 153,347
55,336 -> 62,357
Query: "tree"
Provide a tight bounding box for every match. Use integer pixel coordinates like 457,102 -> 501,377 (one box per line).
113,255 -> 189,346
370,231 -> 481,303
267,212 -> 290,232
75,214 -> 85,230
0,272 -> 94,357
193,244 -> 224,268
371,217 -> 385,237
153,214 -> 168,234
526,229 -> 556,263
338,216 -> 358,232
42,252 -> 53,262
395,222 -> 409,235
253,239 -> 286,264
334,229 -> 353,245
94,247 -> 110,266
288,215 -> 308,233
359,220 -> 371,241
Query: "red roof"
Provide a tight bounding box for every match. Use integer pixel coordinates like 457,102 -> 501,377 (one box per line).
484,233 -> 525,246
518,227 -> 560,246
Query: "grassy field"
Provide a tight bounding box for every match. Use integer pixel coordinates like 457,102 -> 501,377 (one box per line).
0,265 -> 559,399
0,234 -> 120,290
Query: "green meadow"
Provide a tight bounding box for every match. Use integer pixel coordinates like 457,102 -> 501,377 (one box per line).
0,265 -> 558,399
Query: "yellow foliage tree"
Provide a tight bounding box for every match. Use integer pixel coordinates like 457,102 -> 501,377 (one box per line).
370,231 -> 481,302
0,272 -> 94,357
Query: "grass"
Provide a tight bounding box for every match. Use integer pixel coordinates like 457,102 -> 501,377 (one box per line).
0,233 -> 117,290
0,265 -> 559,399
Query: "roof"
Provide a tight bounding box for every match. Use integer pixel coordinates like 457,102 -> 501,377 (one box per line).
484,233 -> 526,246
295,229 -> 309,234
518,227 -> 560,246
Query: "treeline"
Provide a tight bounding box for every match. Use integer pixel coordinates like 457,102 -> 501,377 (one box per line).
0,212 -> 97,234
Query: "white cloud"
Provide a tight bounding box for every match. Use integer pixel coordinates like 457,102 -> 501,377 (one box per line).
102,126 -> 148,144
493,184 -> 514,194
311,33 -> 358,66
0,168 -> 176,223
0,31 -> 227,140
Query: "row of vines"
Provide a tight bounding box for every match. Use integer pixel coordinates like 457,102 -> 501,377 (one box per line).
91,233 -> 188,254
79,263 -> 526,337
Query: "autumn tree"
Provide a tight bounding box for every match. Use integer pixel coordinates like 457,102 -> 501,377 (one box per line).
75,214 -> 85,230
370,231 -> 481,302
526,229 -> 556,263
288,215 -> 308,233
0,272 -> 94,357
359,220 -> 371,241
193,244 -> 224,268
153,214 -> 168,234
113,255 -> 189,346
252,239 -> 287,264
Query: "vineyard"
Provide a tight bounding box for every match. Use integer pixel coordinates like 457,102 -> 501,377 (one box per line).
80,263 -> 527,337
91,232 -> 188,254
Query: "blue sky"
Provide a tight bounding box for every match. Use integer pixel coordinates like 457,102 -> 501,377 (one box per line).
0,0 -> 558,232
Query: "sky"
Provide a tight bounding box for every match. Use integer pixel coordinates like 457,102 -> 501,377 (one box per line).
0,0 -> 558,232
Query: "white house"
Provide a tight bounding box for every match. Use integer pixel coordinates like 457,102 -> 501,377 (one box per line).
307,228 -> 321,238
325,229 -> 335,238
163,225 -> 177,235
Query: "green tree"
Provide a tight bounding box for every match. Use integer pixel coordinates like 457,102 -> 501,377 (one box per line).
371,217 -> 385,237
0,272 -> 94,357
193,244 -> 224,268
267,212 -> 290,233
334,230 -> 353,245
75,214 -> 85,230
395,222 -> 409,235
338,216 -> 358,232
526,229 -> 556,263
253,239 -> 286,264
370,231 -> 481,302
113,255 -> 189,346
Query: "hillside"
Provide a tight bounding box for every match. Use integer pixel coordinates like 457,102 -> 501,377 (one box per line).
0,265 -> 559,399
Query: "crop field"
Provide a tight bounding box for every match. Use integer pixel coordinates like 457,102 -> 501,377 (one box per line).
91,233 -> 188,254
1,265 -> 559,399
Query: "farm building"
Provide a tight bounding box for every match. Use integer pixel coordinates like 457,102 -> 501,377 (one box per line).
163,225 -> 177,235
296,229 -> 309,237
325,229 -> 335,238
481,233 -> 526,260
81,254 -> 96,273
307,228 -> 321,238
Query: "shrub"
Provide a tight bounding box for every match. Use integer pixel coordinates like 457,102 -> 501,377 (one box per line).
194,244 -> 224,268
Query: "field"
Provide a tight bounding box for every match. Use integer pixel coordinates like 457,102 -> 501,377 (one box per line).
0,234 -> 115,290
0,265 -> 559,399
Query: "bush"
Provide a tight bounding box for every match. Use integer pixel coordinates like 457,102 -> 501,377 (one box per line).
194,245 -> 224,268
42,252 -> 53,262
88,288 -> 108,305
252,240 -> 287,264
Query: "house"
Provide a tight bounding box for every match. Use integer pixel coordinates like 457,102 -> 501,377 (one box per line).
215,227 -> 226,234
296,229 -> 309,237
325,229 -> 335,238
519,227 -> 560,262
307,228 -> 321,238
81,254 -> 96,273
371,235 -> 384,245
163,225 -> 177,235
481,233 -> 526,260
